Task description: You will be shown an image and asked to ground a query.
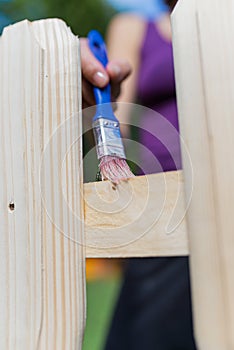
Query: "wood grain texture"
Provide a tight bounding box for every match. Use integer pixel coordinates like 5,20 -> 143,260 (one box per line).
84,171 -> 189,257
0,19 -> 85,350
172,1 -> 234,348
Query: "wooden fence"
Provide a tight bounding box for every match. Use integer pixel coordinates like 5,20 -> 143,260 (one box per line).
0,0 -> 234,348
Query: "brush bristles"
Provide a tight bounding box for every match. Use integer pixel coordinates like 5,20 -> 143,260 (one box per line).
99,156 -> 135,184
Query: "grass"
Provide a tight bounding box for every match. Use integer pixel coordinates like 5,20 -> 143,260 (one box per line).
82,276 -> 121,350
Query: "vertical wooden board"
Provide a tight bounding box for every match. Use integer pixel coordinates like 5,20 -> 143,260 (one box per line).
0,27 -> 9,350
0,21 -> 43,349
32,19 -> 86,350
172,0 -> 234,348
0,19 -> 85,350
196,2 -> 234,347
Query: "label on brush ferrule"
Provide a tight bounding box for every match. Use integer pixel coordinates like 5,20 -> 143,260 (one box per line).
92,118 -> 126,159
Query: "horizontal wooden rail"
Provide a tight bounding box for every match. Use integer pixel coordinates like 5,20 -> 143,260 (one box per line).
84,170 -> 189,258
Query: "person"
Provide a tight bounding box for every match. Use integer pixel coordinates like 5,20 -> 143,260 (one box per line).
101,1 -> 197,349
80,1 -> 197,348
80,37 -> 131,109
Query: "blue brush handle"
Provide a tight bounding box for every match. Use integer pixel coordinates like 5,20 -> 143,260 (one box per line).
88,30 -> 117,122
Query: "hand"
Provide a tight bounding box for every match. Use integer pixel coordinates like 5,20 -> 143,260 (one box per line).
80,38 -> 131,108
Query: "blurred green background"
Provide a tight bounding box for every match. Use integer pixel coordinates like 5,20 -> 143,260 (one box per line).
83,276 -> 121,350
0,0 -> 116,35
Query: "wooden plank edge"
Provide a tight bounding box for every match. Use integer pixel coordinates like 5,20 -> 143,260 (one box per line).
84,171 -> 189,258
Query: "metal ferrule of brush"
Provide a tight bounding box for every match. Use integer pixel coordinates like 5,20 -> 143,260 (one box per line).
92,118 -> 126,160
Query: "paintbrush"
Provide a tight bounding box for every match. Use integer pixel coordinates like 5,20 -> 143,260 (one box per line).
88,30 -> 134,184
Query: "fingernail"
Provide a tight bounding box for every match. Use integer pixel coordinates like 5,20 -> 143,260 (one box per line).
94,71 -> 108,86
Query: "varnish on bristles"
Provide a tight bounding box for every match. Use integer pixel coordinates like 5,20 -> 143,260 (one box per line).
99,156 -> 135,184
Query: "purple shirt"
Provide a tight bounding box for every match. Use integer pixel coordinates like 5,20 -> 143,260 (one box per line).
136,21 -> 182,174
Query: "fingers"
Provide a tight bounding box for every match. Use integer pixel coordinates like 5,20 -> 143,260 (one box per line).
80,37 -> 109,88
106,60 -> 132,83
80,38 -> 132,107
107,60 -> 131,101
